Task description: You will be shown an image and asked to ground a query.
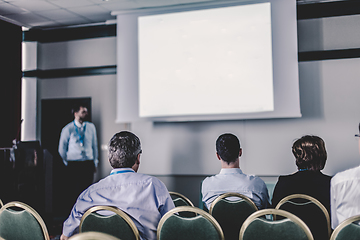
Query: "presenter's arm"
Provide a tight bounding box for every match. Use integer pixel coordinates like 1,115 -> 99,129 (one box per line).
92,124 -> 99,168
58,126 -> 70,166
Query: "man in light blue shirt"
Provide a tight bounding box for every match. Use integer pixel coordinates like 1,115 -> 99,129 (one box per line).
202,133 -> 270,210
58,104 -> 98,210
60,131 -> 175,240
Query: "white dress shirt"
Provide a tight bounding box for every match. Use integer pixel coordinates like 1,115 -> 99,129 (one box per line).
62,168 -> 175,240
331,165 -> 360,229
202,168 -> 270,210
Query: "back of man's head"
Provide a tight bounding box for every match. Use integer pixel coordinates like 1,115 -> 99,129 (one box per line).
216,133 -> 241,163
108,131 -> 142,168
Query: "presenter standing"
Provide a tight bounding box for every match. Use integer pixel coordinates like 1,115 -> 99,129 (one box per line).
58,104 -> 98,209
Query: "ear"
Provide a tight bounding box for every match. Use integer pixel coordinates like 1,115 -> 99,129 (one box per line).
216,152 -> 221,160
239,148 -> 243,157
136,153 -> 141,165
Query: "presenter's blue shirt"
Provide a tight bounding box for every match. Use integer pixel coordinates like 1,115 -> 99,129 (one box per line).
58,120 -> 98,167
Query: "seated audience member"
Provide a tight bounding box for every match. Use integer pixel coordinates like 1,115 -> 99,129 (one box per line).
331,123 -> 360,229
271,135 -> 331,212
202,133 -> 270,210
60,131 -> 175,240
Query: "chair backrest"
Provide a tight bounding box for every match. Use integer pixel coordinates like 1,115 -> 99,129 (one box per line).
69,231 -> 121,240
239,209 -> 314,240
157,206 -> 224,240
169,191 -> 194,207
275,194 -> 331,240
209,192 -> 258,240
330,215 -> 360,240
80,206 -> 140,240
0,201 -> 50,240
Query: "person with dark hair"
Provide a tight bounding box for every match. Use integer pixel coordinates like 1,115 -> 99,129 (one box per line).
271,135 -> 331,212
201,133 -> 270,210
331,123 -> 360,229
58,104 -> 98,209
60,131 -> 174,240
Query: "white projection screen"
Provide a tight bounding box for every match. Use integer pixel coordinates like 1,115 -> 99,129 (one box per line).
115,0 -> 301,122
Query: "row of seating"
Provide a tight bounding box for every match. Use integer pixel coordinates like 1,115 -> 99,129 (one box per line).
0,193 -> 359,240
169,192 -> 360,240
0,200 -> 120,240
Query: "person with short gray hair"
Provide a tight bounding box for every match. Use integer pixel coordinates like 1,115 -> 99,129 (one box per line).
60,131 -> 175,240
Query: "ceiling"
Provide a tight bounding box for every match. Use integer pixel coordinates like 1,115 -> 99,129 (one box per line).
0,0 -> 346,30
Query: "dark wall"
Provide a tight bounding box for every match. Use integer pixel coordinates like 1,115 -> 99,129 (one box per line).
0,20 -> 22,147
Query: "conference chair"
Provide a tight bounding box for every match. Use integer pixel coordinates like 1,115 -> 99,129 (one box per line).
69,231 -> 121,240
0,201 -> 50,240
275,194 -> 331,240
80,206 -> 140,240
209,192 -> 258,240
239,209 -> 313,240
157,206 -> 224,240
330,215 -> 360,240
169,191 -> 194,207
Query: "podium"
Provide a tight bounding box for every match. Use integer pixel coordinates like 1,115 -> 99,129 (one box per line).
0,141 -> 52,216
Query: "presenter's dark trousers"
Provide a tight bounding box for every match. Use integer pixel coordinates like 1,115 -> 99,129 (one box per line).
66,160 -> 95,212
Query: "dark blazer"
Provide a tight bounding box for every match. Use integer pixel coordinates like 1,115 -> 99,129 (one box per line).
271,170 -> 332,212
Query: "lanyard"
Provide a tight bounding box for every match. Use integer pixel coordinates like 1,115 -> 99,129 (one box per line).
74,121 -> 86,146
110,169 -> 134,175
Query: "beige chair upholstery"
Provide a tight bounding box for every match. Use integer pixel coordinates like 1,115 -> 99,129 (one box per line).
69,231 -> 121,240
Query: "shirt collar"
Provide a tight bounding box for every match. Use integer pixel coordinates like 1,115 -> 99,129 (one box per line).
74,119 -> 85,128
219,168 -> 243,174
110,168 -> 135,175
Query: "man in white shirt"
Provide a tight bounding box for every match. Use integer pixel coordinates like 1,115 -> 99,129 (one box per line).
60,131 -> 174,240
202,133 -> 270,210
330,124 -> 360,229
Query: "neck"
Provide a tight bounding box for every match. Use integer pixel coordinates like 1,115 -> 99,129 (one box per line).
75,118 -> 83,124
221,159 -> 240,169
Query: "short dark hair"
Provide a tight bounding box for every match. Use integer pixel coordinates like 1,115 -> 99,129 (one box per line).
71,103 -> 87,115
216,133 -> 241,163
292,135 -> 327,171
108,131 -> 142,168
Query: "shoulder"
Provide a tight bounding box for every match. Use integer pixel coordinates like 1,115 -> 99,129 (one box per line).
332,165 -> 360,184
85,121 -> 96,128
136,173 -> 167,188
61,122 -> 74,133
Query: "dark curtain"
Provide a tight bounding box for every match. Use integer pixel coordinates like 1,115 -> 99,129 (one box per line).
0,20 -> 22,147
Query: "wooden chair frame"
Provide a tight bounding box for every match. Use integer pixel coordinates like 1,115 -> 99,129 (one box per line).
0,201 -> 50,240
209,192 -> 258,214
169,191 -> 194,207
157,206 -> 224,240
239,209 -> 314,240
275,193 -> 331,238
330,214 -> 360,240
79,205 -> 140,240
